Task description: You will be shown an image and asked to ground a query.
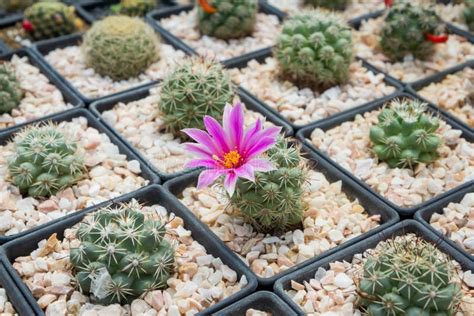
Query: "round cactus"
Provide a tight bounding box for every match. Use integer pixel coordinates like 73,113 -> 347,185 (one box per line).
23,2 -> 79,41
274,10 -> 353,90
370,99 -> 442,169
159,58 -> 234,138
112,0 -> 155,17
0,63 -> 23,114
303,0 -> 348,10
356,235 -> 461,315
82,15 -> 160,81
380,2 -> 445,61
197,0 -> 258,40
70,204 -> 175,305
230,137 -> 306,234
0,0 -> 35,12
7,123 -> 86,198
464,0 -> 474,32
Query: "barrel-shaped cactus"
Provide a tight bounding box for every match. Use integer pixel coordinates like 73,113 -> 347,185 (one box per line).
464,0 -> 474,31
0,63 -> 23,114
303,0 -> 348,10
357,235 -> 461,315
159,58 -> 234,138
7,123 -> 86,198
274,10 -> 353,90
370,99 -> 442,169
112,0 -> 155,16
230,138 -> 306,234
82,15 -> 160,81
197,0 -> 258,40
70,204 -> 175,305
380,2 -> 444,61
23,2 -> 79,41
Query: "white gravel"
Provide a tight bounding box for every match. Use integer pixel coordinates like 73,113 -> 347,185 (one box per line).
0,288 -> 16,316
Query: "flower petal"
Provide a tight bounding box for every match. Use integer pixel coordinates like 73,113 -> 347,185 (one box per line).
185,158 -> 220,169
197,169 -> 225,189
184,143 -> 213,159
243,126 -> 281,156
246,136 -> 279,159
224,172 -> 238,197
204,116 -> 230,153
242,119 -> 262,150
182,128 -> 222,157
246,158 -> 275,172
227,103 -> 244,151
234,163 -> 255,182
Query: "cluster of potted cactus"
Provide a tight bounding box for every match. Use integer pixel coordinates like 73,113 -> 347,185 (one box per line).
0,0 -> 471,315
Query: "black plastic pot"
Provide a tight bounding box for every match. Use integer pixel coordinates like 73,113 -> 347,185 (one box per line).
89,83 -> 293,181
297,91 -> 474,218
0,107 -> 159,245
31,28 -> 192,105
0,258 -> 36,315
231,49 -> 403,131
447,23 -> 474,43
274,220 -> 474,315
407,60 -> 474,138
213,291 -> 297,316
146,3 -> 284,69
1,184 -> 258,316
415,184 -> 474,263
164,141 -> 400,288
0,48 -> 84,134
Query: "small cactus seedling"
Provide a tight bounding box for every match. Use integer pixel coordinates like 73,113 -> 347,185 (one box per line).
7,123 -> 86,198
23,2 -> 80,41
197,0 -> 258,40
111,0 -> 155,17
82,15 -> 160,81
303,0 -> 348,10
159,58 -> 234,138
369,98 -> 442,169
274,10 -> 353,90
0,63 -> 23,114
380,2 -> 446,61
230,137 -> 306,234
70,204 -> 175,305
464,0 -> 474,31
356,235 -> 461,315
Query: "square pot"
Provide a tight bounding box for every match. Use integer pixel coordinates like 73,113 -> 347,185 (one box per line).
0,258 -> 35,315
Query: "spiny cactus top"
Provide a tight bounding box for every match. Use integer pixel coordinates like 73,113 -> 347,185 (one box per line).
112,0 -> 155,17
303,0 -> 348,11
197,0 -> 258,40
0,0 -> 35,13
70,204 -> 175,305
465,0 -> 474,32
380,2 -> 445,61
0,63 -> 23,114
274,10 -> 353,91
357,235 -> 461,315
7,123 -> 86,198
231,137 -> 306,234
159,58 -> 234,138
370,99 -> 442,169
23,2 -> 79,41
82,15 -> 160,81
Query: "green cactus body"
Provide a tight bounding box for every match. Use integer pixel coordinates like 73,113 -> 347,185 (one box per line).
304,0 -> 348,11
230,138 -> 306,234
112,0 -> 156,17
7,123 -> 86,198
23,2 -> 79,41
274,10 -> 353,90
357,235 -> 461,316
197,0 -> 258,40
464,0 -> 474,32
369,99 -> 442,169
159,58 -> 234,138
0,63 -> 23,114
380,2 -> 444,61
70,204 -> 175,305
82,15 -> 160,81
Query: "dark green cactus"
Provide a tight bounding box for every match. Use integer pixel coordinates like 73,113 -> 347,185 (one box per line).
111,0 -> 155,17
7,123 -> 86,198
303,0 -> 348,11
159,58 -> 234,139
357,235 -> 461,316
274,10 -> 353,90
197,0 -> 258,40
464,0 -> 474,32
380,2 -> 445,61
0,63 -> 23,114
230,137 -> 306,234
70,204 -> 175,305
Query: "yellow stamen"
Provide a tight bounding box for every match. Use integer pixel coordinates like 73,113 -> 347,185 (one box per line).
222,150 -> 241,169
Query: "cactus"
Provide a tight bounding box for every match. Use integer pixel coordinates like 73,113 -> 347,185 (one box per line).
274,10 -> 353,90
380,2 -> 445,61
111,0 -> 156,17
7,123 -> 86,198
82,15 -> 160,81
464,0 -> 474,31
356,235 -> 461,315
70,204 -> 175,304
0,0 -> 36,13
303,0 -> 348,11
230,137 -> 306,234
23,2 -> 79,41
369,99 -> 442,169
196,0 -> 258,40
159,58 -> 234,138
0,63 -> 23,114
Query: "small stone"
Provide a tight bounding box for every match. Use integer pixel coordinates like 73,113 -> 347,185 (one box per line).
334,273 -> 353,289
38,294 -> 57,309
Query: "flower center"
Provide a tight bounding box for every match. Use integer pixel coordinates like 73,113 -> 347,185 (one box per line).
222,150 -> 241,169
